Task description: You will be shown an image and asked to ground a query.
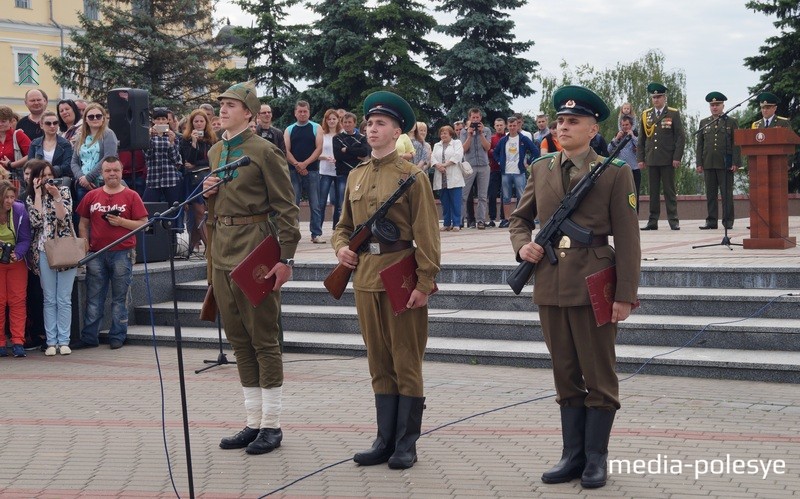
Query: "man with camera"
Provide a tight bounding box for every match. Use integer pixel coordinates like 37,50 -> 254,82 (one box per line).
459,108 -> 493,229
71,157 -> 148,350
255,104 -> 286,155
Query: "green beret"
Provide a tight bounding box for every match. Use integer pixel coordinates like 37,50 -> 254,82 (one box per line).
218,79 -> 260,119
705,91 -> 727,103
757,92 -> 779,106
647,82 -> 668,96
363,91 -> 416,133
552,85 -> 610,122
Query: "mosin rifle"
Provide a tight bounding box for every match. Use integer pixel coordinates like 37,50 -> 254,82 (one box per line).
507,135 -> 633,295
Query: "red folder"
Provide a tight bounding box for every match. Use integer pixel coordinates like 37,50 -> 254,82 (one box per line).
229,235 -> 281,307
585,265 -> 640,326
378,253 -> 438,316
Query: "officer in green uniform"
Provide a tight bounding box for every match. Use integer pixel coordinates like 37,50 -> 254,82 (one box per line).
202,80 -> 301,455
509,85 -> 641,489
751,92 -> 791,129
637,82 -> 686,231
331,91 -> 441,470
697,92 -> 741,230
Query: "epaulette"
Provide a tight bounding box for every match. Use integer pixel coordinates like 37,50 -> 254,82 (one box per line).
353,160 -> 370,169
667,107 -> 678,112
643,107 -> 654,113
535,152 -> 559,171
596,156 -> 626,168
777,115 -> 789,120
751,122 -> 760,129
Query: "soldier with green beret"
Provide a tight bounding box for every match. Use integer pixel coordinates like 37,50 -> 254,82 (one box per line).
751,92 -> 791,129
638,82 -> 686,230
697,92 -> 741,230
332,91 -> 441,470
202,79 -> 301,455
509,85 -> 641,489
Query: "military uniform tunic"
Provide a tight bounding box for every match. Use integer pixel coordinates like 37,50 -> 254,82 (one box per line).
637,107 -> 686,226
509,149 -> 641,410
331,150 -> 440,397
697,116 -> 741,228
751,116 -> 791,129
206,128 -> 301,389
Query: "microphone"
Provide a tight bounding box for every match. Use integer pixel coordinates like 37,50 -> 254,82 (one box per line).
214,156 -> 251,174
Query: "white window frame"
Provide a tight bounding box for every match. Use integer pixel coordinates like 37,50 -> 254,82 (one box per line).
12,47 -> 39,85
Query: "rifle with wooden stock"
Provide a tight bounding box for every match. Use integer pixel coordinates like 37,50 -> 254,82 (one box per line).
324,172 -> 419,299
507,134 -> 633,295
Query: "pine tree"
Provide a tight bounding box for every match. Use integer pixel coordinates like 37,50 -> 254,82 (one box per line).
744,0 -> 800,191
45,0 -> 226,112
432,0 -> 537,122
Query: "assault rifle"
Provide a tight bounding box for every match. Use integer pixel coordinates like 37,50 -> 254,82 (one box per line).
324,172 -> 419,299
507,135 -> 632,295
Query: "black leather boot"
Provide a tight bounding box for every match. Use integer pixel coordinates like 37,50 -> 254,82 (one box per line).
245,428 -> 283,455
354,394 -> 399,466
388,396 -> 425,469
581,408 -> 616,488
541,407 -> 586,483
219,426 -> 260,449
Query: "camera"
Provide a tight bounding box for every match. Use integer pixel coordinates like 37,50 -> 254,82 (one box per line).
154,124 -> 170,135
102,208 -> 122,222
46,178 -> 65,187
0,242 -> 14,264
470,122 -> 480,130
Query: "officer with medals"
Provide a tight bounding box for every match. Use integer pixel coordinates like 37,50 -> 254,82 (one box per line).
638,82 -> 686,231
331,91 -> 441,469
751,92 -> 791,129
697,92 -> 741,230
509,85 -> 641,489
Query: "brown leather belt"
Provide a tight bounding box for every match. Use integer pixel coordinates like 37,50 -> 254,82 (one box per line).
557,235 -> 609,249
215,213 -> 271,226
368,240 -> 413,255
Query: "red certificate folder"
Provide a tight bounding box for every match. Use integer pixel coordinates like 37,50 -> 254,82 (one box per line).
229,235 -> 281,307
378,253 -> 438,316
585,265 -> 640,326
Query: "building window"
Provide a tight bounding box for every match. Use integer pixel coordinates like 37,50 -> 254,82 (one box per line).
15,0 -> 32,9
84,0 -> 99,20
13,50 -> 38,84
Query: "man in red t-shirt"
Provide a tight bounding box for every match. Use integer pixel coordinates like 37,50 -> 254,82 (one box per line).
71,156 -> 148,350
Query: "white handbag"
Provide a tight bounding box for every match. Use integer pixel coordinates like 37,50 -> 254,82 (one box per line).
460,160 -> 473,176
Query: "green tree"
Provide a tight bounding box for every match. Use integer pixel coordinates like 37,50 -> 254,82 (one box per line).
744,0 -> 800,192
433,0 -> 537,122
45,0 -> 226,112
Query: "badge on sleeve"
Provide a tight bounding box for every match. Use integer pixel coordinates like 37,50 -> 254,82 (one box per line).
628,192 -> 637,211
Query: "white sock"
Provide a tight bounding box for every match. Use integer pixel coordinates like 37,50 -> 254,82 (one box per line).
243,386 -> 262,428
260,386 -> 283,429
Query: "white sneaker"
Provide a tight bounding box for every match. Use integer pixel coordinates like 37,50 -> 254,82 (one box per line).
58,345 -> 72,355
45,346 -> 57,356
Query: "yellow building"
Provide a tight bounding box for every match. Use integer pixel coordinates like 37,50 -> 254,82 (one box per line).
0,0 -> 96,113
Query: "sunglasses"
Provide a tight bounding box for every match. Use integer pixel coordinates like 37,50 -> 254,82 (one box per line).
86,113 -> 104,121
43,121 -> 59,126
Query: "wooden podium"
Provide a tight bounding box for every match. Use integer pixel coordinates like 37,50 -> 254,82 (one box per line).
734,127 -> 799,249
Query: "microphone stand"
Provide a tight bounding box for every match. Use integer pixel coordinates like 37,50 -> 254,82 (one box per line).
79,172 -> 234,499
195,312 -> 235,374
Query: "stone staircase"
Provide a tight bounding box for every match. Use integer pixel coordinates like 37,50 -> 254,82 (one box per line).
127,263 -> 800,383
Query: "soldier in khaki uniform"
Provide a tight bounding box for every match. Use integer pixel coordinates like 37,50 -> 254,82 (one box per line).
332,91 -> 440,470
202,80 -> 301,455
751,92 -> 791,129
637,82 -> 686,231
509,85 -> 641,489
697,92 -> 741,230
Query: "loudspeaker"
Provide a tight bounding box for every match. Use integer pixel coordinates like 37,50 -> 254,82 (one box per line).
108,88 -> 150,151
136,202 -> 171,263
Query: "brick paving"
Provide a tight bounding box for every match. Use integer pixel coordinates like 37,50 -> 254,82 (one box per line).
2,346 -> 799,497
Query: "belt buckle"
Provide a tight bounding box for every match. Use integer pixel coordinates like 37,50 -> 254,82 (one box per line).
221,216 -> 233,226
558,236 -> 571,249
369,242 -> 381,255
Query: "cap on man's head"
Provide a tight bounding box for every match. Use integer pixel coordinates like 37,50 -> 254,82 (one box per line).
647,82 -> 668,96
552,85 -> 610,122
705,91 -> 727,103
152,107 -> 170,119
218,79 -> 260,118
363,91 -> 416,133
757,92 -> 779,107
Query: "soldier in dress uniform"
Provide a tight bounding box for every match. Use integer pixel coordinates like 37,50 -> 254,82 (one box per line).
637,82 -> 686,231
202,80 -> 301,455
509,85 -> 641,489
751,92 -> 791,129
697,92 -> 741,230
331,91 -> 441,470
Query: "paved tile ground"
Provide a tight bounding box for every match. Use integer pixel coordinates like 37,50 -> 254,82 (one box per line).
2,346 -> 799,498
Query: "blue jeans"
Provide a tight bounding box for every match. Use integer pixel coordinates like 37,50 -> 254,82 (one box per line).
318,174 -> 349,230
80,249 -> 134,345
39,251 -> 78,347
439,187 -> 463,228
502,173 -> 527,206
291,169 -> 322,237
